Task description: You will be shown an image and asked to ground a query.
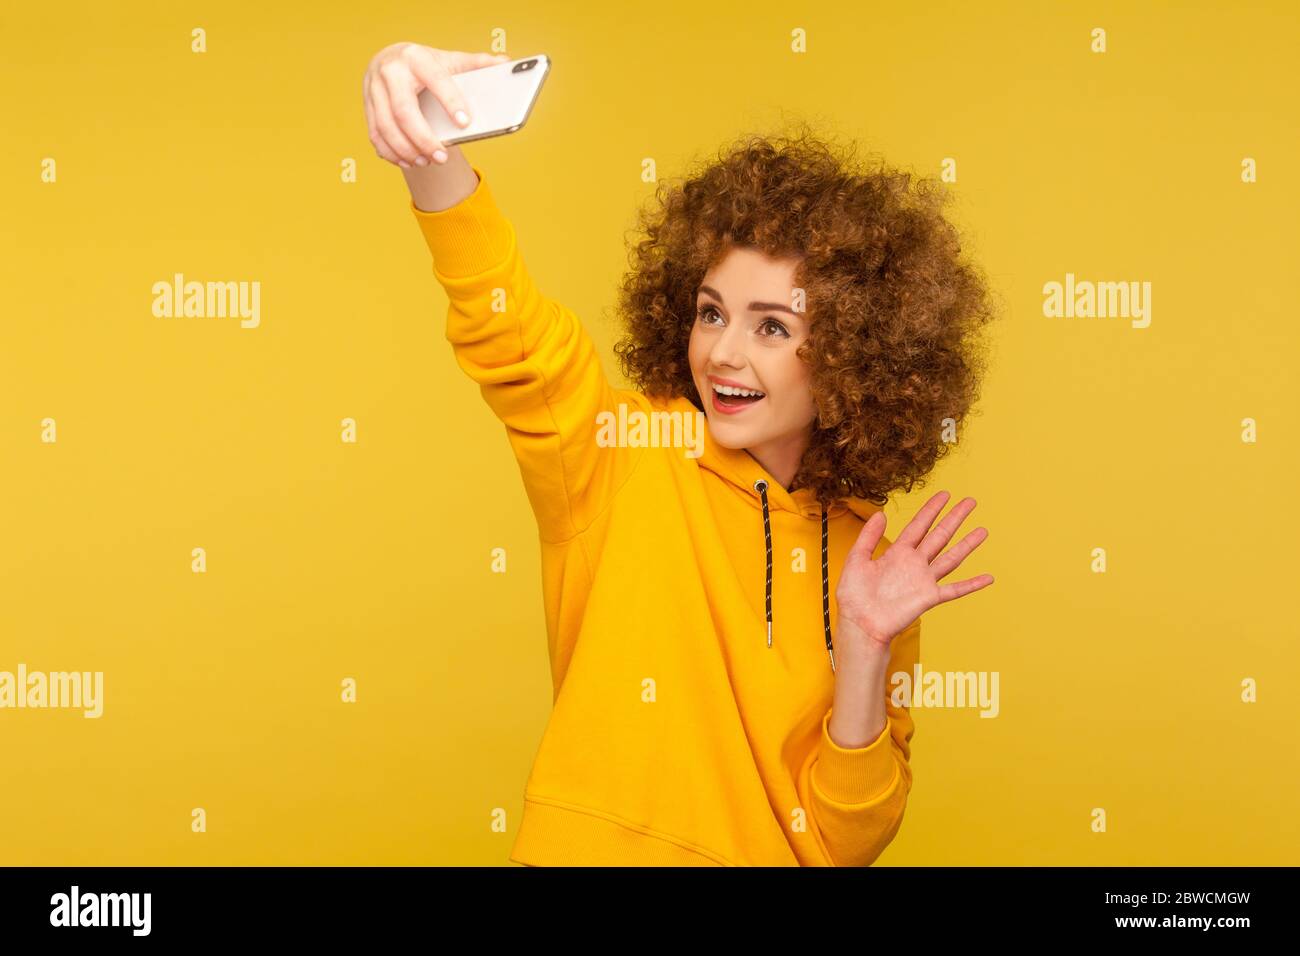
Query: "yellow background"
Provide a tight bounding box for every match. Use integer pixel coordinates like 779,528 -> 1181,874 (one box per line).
2,0 -> 1296,865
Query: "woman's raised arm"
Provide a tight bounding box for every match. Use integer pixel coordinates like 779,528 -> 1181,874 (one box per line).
365,42 -> 642,543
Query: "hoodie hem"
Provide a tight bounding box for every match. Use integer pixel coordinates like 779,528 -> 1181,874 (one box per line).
508,794 -> 735,867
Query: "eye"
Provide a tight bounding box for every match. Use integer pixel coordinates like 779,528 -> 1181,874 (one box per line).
696,303 -> 722,325
760,318 -> 791,338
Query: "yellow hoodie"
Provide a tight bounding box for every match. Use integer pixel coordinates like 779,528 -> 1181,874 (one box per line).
411,165 -> 922,867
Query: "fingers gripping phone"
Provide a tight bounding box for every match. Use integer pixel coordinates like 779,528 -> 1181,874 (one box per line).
419,54 -> 551,146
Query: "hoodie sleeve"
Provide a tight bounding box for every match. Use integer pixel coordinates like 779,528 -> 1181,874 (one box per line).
410,165 -> 634,543
800,616 -> 920,867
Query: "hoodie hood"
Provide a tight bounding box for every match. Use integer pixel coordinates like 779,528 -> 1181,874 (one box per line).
664,394 -> 883,671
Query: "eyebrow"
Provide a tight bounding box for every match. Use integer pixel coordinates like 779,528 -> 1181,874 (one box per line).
696,284 -> 799,317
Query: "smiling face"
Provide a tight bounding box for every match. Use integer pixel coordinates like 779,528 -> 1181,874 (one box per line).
688,244 -> 819,489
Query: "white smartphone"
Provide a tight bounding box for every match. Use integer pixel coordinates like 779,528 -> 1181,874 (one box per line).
418,54 -> 551,147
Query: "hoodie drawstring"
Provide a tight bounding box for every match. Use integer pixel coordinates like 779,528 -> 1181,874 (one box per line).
753,479 -> 836,672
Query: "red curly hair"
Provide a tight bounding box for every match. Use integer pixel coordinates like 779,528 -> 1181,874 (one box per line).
612,122 -> 1000,509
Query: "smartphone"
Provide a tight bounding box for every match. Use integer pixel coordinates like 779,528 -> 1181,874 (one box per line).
418,54 -> 551,147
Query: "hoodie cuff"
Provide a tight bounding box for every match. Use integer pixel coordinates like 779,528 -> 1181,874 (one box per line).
812,708 -> 898,805
408,164 -> 513,279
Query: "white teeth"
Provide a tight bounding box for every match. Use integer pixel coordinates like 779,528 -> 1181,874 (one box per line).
712,383 -> 765,398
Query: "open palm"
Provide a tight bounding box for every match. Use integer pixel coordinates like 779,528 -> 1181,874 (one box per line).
835,490 -> 994,651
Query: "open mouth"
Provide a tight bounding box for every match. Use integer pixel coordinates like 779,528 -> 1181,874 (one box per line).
711,383 -> 766,408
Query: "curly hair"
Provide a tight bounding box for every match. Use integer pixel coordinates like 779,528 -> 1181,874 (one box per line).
612,121 -> 1000,509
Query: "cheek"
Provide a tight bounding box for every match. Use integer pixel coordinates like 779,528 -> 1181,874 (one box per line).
687,327 -> 704,369
770,354 -> 813,408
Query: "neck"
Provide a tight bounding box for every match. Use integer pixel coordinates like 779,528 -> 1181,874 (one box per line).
746,428 -> 812,491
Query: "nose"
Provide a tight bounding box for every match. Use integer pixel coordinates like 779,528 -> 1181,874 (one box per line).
708,320 -> 748,370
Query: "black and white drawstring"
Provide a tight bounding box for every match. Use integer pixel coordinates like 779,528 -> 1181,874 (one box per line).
753,479 -> 837,672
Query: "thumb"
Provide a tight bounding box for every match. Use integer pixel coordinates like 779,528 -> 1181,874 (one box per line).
847,510 -> 886,563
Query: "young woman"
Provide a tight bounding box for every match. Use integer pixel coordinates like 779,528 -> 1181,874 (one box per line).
364,43 -> 998,866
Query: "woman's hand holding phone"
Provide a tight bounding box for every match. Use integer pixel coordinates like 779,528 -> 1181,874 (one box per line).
363,42 -> 509,168
364,43 -> 509,211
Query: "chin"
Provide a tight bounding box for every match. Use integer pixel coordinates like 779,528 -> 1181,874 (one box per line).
705,414 -> 763,448
709,429 -> 751,450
